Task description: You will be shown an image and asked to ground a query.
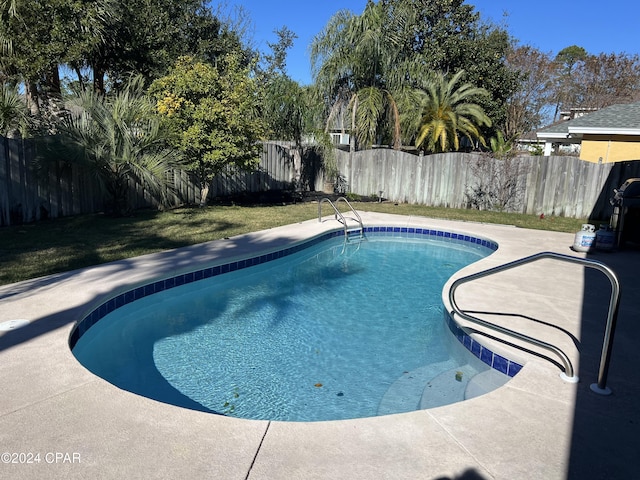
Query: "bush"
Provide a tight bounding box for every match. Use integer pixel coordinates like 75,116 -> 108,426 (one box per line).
465,155 -> 528,212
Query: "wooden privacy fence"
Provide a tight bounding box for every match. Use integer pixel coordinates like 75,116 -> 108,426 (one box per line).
0,139 -> 302,226
336,149 -> 640,221
2,136 -> 639,226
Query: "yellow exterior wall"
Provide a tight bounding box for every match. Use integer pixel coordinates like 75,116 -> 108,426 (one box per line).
580,135 -> 640,163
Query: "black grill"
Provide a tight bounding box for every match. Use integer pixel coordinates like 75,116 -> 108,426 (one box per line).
610,178 -> 640,246
611,178 -> 640,207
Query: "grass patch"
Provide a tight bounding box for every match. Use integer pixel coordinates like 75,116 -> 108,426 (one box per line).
0,201 -> 591,286
356,202 -> 590,233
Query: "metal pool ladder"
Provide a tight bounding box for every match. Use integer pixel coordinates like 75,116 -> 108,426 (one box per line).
318,197 -> 364,245
448,251 -> 620,395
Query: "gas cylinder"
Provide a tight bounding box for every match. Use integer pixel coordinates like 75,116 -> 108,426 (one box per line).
573,224 -> 596,252
595,224 -> 615,251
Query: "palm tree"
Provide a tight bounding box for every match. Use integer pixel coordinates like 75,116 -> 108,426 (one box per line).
50,76 -> 184,215
413,71 -> 492,153
310,1 -> 403,150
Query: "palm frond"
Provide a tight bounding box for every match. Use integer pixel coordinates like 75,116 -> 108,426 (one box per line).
43,77 -> 184,214
414,70 -> 492,153
354,86 -> 383,147
0,84 -> 29,136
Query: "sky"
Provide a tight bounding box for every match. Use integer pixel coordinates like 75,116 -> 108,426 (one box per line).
226,0 -> 640,85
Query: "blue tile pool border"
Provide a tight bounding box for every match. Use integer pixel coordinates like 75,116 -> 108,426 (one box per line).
444,312 -> 523,377
70,225 -> 511,378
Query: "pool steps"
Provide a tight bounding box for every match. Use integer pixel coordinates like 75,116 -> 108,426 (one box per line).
378,360 -> 457,415
419,364 -> 479,409
378,363 -> 510,415
464,368 -> 511,400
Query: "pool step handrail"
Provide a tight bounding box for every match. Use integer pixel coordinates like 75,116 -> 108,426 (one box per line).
318,197 -> 364,240
448,251 -> 620,395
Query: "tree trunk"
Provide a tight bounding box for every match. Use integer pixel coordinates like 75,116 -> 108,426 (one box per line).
350,95 -> 357,152
93,65 -> 105,94
41,65 -> 63,123
74,66 -> 85,90
199,182 -> 210,207
24,82 -> 40,116
44,64 -> 62,101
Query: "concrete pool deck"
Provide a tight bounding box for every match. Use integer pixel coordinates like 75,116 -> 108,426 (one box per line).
1,211 -> 638,479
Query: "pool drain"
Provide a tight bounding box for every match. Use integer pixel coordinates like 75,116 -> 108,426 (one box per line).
0,319 -> 31,331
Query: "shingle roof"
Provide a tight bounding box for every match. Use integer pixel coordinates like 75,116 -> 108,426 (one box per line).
537,102 -> 640,136
536,119 -> 571,135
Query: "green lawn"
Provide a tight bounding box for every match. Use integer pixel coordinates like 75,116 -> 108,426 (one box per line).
0,201 -> 591,286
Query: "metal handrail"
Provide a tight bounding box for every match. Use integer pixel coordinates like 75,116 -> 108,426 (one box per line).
448,251 -> 620,394
318,197 -> 364,239
335,197 -> 363,237
318,198 -> 348,238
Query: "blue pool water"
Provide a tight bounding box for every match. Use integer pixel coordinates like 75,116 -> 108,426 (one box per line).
73,232 -> 497,421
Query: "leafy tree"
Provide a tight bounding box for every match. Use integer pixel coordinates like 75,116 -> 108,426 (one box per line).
258,27 -> 308,145
310,0 -> 517,151
1,0 -> 63,114
259,34 -> 338,186
44,76 -> 183,215
262,26 -> 297,78
210,2 -> 257,54
1,0 -> 244,113
413,71 -> 492,153
556,45 -> 589,75
545,47 -> 640,119
382,0 -> 518,131
571,52 -> 640,108
83,0 -> 246,93
504,44 -> 640,131
504,45 -> 555,136
551,45 -> 588,120
255,26 -> 340,190
459,27 -> 519,135
150,55 -> 265,206
262,75 -> 308,143
0,0 -> 117,114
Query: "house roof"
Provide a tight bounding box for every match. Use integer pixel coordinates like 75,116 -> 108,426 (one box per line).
534,119 -> 574,139
537,101 -> 640,139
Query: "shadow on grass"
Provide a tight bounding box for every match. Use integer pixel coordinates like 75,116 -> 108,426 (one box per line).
0,222 -> 329,351
0,209 -> 239,286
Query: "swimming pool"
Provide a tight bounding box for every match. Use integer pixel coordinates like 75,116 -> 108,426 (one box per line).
71,227 -> 518,421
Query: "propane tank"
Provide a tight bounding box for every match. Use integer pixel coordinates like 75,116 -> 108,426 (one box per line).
595,224 -> 615,251
573,224 -> 596,252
